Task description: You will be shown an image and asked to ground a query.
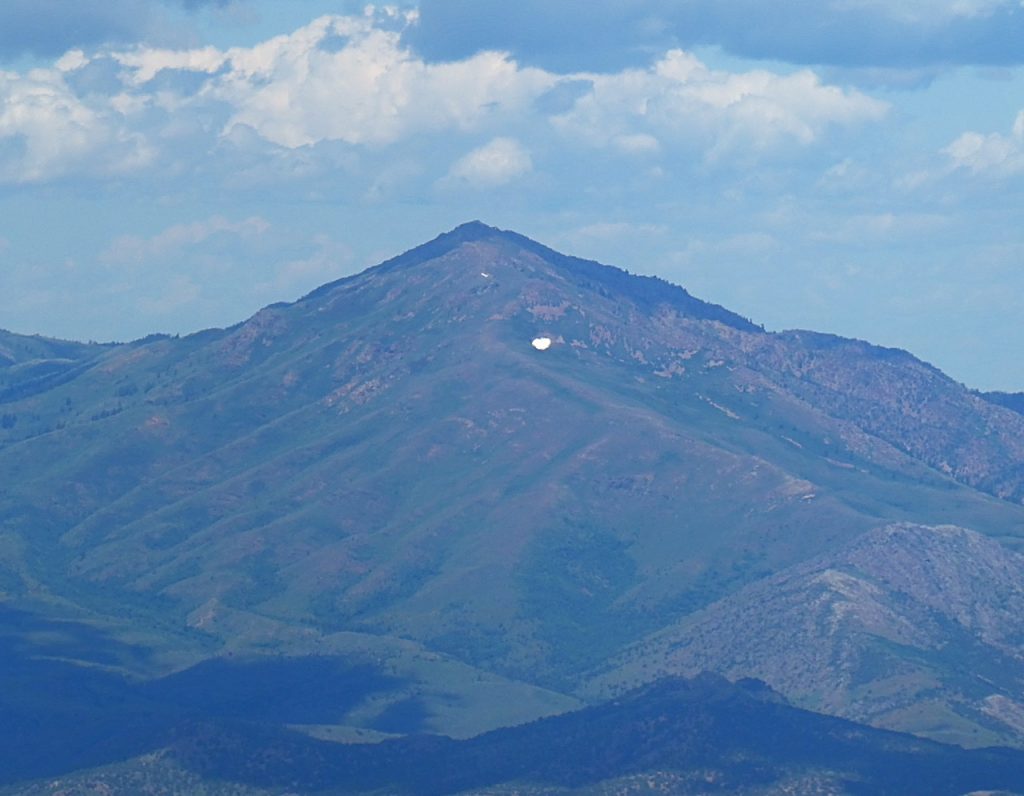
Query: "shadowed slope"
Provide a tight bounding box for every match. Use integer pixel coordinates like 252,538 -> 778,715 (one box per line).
13,676 -> 1024,796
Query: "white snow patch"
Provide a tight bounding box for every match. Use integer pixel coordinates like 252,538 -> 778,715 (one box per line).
531,337 -> 552,351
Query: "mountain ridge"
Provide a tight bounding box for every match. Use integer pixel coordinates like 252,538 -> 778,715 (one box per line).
2,223 -> 1024,788
7,222 -> 1023,506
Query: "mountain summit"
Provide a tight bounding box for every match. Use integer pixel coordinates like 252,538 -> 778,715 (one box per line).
3,223 -> 1024,783
304,220 -> 760,332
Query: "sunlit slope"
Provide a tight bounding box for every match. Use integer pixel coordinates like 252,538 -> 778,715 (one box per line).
0,329 -> 112,405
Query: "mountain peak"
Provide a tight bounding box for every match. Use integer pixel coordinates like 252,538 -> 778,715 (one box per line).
447,219 -> 505,240
9,220 -> 1024,782
302,221 -> 509,303
391,219 -> 523,264
339,221 -> 761,332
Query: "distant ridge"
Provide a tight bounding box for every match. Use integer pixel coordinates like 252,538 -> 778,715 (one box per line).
982,389 -> 1024,416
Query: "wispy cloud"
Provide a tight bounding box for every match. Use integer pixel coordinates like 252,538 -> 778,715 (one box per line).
101,215 -> 270,265
444,137 -> 533,188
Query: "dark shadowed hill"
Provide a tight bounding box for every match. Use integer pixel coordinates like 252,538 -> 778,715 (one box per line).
982,389 -> 1024,417
3,223 -> 1024,790
9,675 -> 1024,796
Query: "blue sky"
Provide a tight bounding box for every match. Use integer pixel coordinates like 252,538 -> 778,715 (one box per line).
1,1 -> 1023,390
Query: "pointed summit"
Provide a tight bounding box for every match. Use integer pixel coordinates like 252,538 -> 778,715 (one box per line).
446,219 -> 505,241
302,221 -> 760,332
378,219 -> 511,270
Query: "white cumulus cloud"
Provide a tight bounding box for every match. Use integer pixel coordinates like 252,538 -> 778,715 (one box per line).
207,14 -> 555,148
551,50 -> 888,158
0,67 -> 152,183
944,110 -> 1024,177
113,45 -> 227,86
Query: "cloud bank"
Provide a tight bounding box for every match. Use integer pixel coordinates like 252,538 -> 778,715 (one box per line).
0,10 -> 887,187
